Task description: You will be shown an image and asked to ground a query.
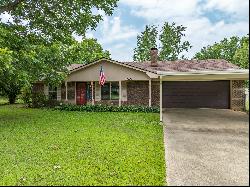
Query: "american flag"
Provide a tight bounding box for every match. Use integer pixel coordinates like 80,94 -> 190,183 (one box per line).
99,66 -> 106,86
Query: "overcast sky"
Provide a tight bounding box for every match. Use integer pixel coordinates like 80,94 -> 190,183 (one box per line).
86,0 -> 249,61
1,0 -> 249,61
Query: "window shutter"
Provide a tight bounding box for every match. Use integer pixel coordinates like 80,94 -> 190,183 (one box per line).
95,82 -> 101,101
57,86 -> 61,101
121,82 -> 127,101
44,84 -> 49,98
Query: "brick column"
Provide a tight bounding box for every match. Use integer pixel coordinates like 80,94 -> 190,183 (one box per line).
231,80 -> 245,111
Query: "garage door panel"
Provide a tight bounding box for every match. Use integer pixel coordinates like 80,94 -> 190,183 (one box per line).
165,92 -> 220,96
163,81 -> 230,108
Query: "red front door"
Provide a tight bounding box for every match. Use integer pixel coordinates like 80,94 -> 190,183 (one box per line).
76,82 -> 86,105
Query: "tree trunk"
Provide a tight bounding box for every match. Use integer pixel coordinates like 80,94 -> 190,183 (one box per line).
8,94 -> 17,104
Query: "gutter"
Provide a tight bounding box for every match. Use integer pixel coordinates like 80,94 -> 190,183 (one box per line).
156,69 -> 249,76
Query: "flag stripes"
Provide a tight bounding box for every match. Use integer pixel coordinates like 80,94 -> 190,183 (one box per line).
99,66 -> 106,86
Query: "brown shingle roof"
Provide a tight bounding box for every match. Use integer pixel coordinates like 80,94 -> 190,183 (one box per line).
119,59 -> 240,73
68,64 -> 83,71
68,59 -> 241,73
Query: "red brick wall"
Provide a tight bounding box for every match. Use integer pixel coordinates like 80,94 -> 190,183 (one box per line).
152,81 -> 160,107
32,81 -> 161,107
96,81 -> 152,106
126,81 -> 149,106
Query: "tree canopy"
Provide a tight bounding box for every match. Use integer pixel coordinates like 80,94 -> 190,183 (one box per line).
133,25 -> 158,61
67,39 -> 110,65
0,0 -> 118,41
0,0 -> 116,104
194,35 -> 249,69
0,23 -> 110,103
133,22 -> 192,61
233,36 -> 249,69
159,22 -> 192,61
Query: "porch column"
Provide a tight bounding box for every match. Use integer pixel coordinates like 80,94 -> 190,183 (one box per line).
229,80 -> 232,109
91,81 -> 94,105
149,79 -> 152,107
160,76 -> 163,122
119,80 -> 122,107
65,81 -> 68,101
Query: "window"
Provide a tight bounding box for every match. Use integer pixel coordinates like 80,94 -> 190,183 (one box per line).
101,83 -> 110,100
86,82 -> 93,101
48,85 -> 57,100
111,82 -> 119,100
101,82 -> 119,100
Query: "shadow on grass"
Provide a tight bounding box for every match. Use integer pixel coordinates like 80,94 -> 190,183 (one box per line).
0,104 -> 36,126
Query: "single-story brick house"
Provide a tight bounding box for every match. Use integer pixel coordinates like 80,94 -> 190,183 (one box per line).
33,48 -> 249,121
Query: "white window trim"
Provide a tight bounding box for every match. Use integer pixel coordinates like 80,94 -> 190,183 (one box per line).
101,81 -> 119,101
48,84 -> 57,100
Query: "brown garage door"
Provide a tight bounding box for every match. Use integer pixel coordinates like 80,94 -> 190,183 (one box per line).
163,81 -> 230,108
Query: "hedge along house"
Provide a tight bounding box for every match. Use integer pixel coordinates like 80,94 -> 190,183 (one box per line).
33,48 -> 249,121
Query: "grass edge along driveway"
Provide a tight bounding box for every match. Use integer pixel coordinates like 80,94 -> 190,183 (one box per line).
0,105 -> 166,186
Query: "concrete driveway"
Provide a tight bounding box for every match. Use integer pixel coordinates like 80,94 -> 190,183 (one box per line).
163,109 -> 249,186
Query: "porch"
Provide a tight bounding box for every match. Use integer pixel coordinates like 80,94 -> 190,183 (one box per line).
56,80 -> 160,107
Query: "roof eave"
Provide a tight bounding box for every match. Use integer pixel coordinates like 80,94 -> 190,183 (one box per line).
157,69 -> 249,76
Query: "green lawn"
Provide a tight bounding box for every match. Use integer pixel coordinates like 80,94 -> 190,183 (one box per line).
0,105 -> 166,186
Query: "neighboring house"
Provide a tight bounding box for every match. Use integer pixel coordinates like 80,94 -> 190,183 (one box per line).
33,48 -> 249,121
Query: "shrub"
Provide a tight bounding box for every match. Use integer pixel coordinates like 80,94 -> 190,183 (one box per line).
54,104 -> 160,113
20,87 -> 32,107
44,99 -> 62,108
31,93 -> 47,108
21,91 -> 60,108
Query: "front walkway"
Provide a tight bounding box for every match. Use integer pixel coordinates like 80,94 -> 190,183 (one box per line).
163,109 -> 249,186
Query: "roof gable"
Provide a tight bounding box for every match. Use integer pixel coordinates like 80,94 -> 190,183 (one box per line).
66,59 -> 153,82
69,58 -> 156,74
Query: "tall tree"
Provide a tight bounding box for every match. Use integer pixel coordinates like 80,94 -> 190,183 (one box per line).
133,25 -> 158,61
0,23 -> 65,103
67,39 -> 110,65
233,36 -> 249,69
0,0 -> 118,41
159,22 -> 191,60
194,35 -> 249,69
0,46 -> 28,104
194,36 -> 241,63
133,22 -> 191,61
194,35 -> 249,87
0,23 -> 110,103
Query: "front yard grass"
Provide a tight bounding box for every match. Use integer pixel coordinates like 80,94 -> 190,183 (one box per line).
0,105 -> 165,186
